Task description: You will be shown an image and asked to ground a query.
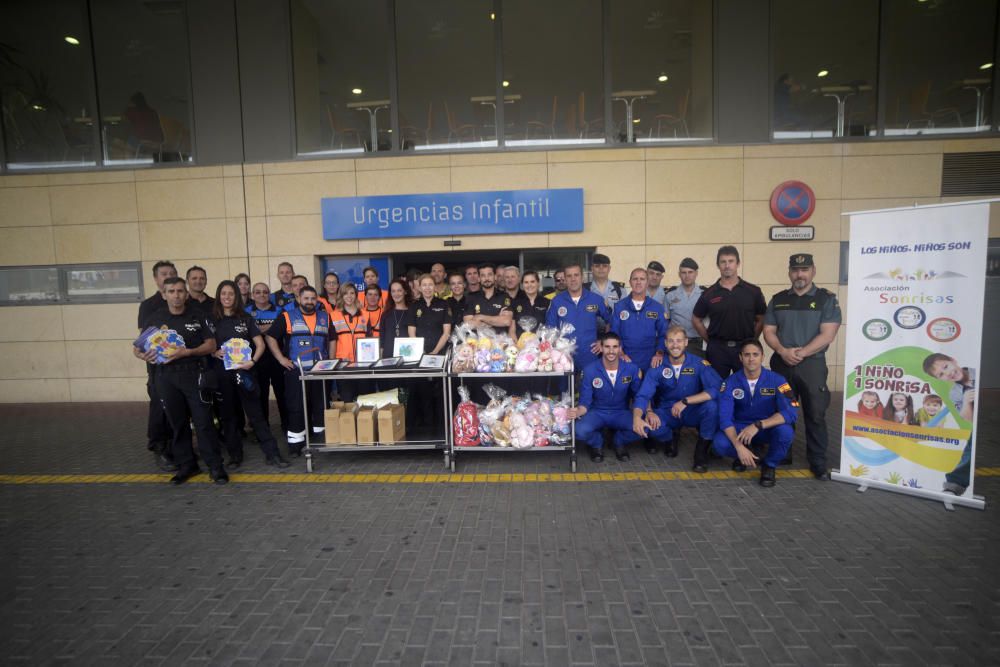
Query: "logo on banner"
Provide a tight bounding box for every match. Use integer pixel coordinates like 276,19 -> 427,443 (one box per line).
893,306 -> 926,330
863,319 -> 892,342
770,180 -> 815,226
926,317 -> 961,343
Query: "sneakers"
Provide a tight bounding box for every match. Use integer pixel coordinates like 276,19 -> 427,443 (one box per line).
942,481 -> 966,496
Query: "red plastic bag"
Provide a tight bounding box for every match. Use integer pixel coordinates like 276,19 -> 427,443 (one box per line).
453,386 -> 481,447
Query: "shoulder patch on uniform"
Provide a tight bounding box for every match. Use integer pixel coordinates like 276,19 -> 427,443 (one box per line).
719,381 -> 726,392
592,377 -> 604,389
701,359 -> 711,366
732,388 -> 745,400
778,382 -> 792,393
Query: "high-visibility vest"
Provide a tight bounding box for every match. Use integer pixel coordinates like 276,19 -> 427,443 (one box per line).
330,308 -> 371,361
283,308 -> 330,369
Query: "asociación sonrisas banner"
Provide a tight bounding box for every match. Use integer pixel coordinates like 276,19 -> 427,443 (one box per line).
837,201 -> 989,509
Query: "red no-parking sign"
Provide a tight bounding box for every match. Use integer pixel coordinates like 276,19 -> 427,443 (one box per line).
770,180 -> 815,226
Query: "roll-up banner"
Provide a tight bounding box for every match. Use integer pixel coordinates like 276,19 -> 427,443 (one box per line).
834,201 -> 990,510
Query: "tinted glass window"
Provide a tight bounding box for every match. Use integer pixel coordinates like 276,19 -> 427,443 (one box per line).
0,0 -> 99,169
772,0 -> 879,139
610,0 -> 713,143
396,0 -> 495,150
883,0 -> 997,136
90,0 -> 194,165
291,0 -> 390,155
0,267 -> 60,304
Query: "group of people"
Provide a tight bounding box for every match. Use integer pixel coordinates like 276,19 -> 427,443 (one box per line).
135,245 -> 842,488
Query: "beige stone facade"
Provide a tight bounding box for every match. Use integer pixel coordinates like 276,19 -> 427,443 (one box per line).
2,139 -> 999,402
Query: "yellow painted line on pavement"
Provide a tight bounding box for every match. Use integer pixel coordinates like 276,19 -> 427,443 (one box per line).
0,468 -> 997,486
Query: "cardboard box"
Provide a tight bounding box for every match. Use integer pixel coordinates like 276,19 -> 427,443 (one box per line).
356,406 -> 378,444
323,408 -> 341,443
337,402 -> 360,444
377,404 -> 406,444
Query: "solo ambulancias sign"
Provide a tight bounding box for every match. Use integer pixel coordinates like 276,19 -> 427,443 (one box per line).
321,188 -> 584,240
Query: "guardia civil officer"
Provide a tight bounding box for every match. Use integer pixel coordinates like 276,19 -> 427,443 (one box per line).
265,286 -> 335,454
610,267 -> 668,373
692,247 -> 766,378
711,339 -> 798,487
664,258 -> 704,357
246,282 -> 289,434
138,260 -> 177,470
570,333 -> 641,462
632,326 -> 722,469
134,277 -> 227,485
762,253 -> 841,480
211,281 -> 290,469
546,263 -> 610,372
645,261 -> 667,304
585,253 -> 624,309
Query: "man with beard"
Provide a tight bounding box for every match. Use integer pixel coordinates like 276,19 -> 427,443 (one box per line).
463,263 -> 513,330
138,260 -> 177,470
570,333 -> 641,462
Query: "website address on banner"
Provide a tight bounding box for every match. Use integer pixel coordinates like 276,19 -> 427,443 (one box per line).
852,424 -> 962,446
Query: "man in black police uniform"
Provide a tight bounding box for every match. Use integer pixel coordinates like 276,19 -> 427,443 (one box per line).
138,260 -> 177,469
463,263 -> 513,330
692,246 -> 766,378
464,264 -> 481,295
763,253 -> 842,480
185,265 -> 215,315
135,277 -> 228,485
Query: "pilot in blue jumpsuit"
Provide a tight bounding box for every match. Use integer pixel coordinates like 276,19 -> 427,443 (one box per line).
610,267 -> 669,373
546,264 -> 611,373
711,339 -> 798,487
572,332 -> 641,462
632,325 -> 722,470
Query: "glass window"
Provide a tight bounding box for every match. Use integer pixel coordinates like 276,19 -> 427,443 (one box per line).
89,0 -> 194,165
771,0 -> 878,140
610,0 -> 714,143
0,0 -> 99,170
883,0 -> 997,136
65,263 -> 142,303
396,0 -> 495,151
291,0 -> 390,155
502,0 -> 603,147
0,267 -> 60,304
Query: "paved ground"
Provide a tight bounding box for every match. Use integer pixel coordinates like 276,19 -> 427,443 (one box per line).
0,393 -> 998,666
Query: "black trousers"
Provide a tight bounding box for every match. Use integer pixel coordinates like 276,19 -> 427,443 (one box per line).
216,368 -> 280,460
284,368 -> 325,444
255,353 -> 288,432
155,366 -> 223,472
146,366 -> 172,451
770,355 -> 831,470
706,339 -> 742,378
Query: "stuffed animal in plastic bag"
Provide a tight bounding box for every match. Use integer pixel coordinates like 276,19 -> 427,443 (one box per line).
551,394 -> 572,445
453,343 -> 475,373
508,411 -> 534,449
489,346 -> 506,373
475,348 -> 491,373
514,347 -> 538,373
504,344 -> 519,372
452,386 -> 481,447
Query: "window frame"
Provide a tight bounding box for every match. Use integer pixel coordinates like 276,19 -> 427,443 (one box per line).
0,262 -> 145,307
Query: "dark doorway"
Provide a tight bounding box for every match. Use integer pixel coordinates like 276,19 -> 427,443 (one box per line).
391,250 -> 520,279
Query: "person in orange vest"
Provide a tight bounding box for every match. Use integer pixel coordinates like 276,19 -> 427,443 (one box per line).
318,271 -> 340,317
363,266 -> 389,309
362,284 -> 385,337
330,283 -> 372,401
264,285 -> 335,455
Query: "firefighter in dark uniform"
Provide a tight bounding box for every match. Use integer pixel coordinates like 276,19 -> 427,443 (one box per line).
692,245 -> 766,378
763,253 -> 842,480
712,339 -> 798,487
134,276 -> 228,485
246,282 -> 289,434
138,260 -> 177,470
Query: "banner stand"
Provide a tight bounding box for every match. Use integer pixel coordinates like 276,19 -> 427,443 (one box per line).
831,471 -> 986,511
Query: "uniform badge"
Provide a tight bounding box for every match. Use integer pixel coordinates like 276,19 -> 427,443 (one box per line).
732,388 -> 745,399
557,306 -> 568,317
516,305 -> 523,313
475,305 -> 481,314
719,381 -> 726,392
619,310 -> 630,320
585,304 -> 598,312
622,375 -> 632,384
504,298 -> 511,306
681,368 -> 695,375
761,387 -> 776,396
645,311 -> 659,320
662,367 -> 673,379
416,309 -> 422,318
592,378 -> 604,389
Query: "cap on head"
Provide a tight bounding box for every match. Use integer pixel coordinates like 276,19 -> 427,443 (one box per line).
789,253 -> 814,269
646,260 -> 665,273
592,253 -> 611,265
679,257 -> 699,271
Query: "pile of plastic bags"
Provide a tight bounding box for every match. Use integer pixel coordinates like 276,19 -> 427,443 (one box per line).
450,320 -> 576,374
453,384 -> 572,449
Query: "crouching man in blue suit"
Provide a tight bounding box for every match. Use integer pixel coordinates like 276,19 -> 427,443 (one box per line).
570,332 -> 641,463
712,339 -> 798,487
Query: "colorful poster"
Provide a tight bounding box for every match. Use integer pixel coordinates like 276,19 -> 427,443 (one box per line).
836,202 -> 988,509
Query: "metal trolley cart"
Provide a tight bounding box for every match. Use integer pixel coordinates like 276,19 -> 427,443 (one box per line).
298,357 -> 451,472
446,370 -> 577,472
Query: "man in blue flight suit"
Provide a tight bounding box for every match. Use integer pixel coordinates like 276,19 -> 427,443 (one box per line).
546,263 -> 610,373
570,333 -> 641,462
712,339 -> 798,487
632,325 -> 722,470
610,267 -> 668,373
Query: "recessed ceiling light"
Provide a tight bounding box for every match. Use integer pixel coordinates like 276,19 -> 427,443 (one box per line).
632,118 -> 641,124
817,70 -> 829,77
351,88 -> 362,95
657,74 -> 668,83
490,11 -> 495,20
981,62 -> 993,70
64,36 -> 80,45
502,80 -> 510,88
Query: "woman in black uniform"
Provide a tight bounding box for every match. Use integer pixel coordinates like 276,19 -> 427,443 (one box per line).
407,274 -> 452,433
509,271 -> 551,396
211,281 -> 290,468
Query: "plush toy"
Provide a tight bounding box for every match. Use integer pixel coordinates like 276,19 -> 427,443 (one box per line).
475,349 -> 491,373
538,348 -> 554,373
516,331 -> 537,350
489,346 -> 506,373
504,345 -> 519,372
452,386 -> 481,447
515,348 -> 538,373
453,343 -> 475,373
508,412 -> 534,449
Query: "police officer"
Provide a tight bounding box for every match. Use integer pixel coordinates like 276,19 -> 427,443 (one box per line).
711,339 -> 798,487
271,261 -> 296,309
610,267 -> 668,373
585,253 -> 624,309
246,282 -> 288,434
632,326 -> 722,469
546,263 -> 610,372
409,274 -> 452,431
570,333 -> 641,462
762,253 -> 841,480
138,260 -> 177,470
446,273 -> 467,330
665,258 -> 704,357
502,266 -> 524,301
265,286 -> 335,454
185,265 -> 215,315
510,271 -> 550,339
543,269 -> 566,299
288,275 -> 309,312
464,264 -> 481,295
692,247 -> 766,378
135,277 -> 227,485
463,264 -> 513,330
645,261 -> 667,304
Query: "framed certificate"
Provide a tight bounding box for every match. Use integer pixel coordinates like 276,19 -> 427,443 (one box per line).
373,356 -> 403,369
356,337 -> 381,364
418,354 -> 446,369
393,337 -> 424,363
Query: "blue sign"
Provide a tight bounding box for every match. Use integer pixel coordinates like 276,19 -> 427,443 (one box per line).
322,188 -> 584,240
321,257 -> 390,293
